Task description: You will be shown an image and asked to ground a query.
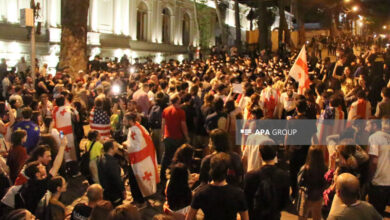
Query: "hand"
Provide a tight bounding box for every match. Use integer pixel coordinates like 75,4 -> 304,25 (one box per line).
60,136 -> 68,147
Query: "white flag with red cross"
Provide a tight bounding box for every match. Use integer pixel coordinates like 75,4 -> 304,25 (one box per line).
125,122 -> 159,197
289,45 -> 310,94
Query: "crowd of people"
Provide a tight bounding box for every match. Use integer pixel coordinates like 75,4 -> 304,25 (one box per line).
0,33 -> 389,220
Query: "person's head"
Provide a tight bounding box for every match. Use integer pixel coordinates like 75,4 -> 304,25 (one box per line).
48,176 -> 67,194
55,95 -> 65,107
24,161 -> 47,180
336,173 -> 360,205
123,112 -> 137,128
296,99 -> 307,114
90,200 -> 113,220
381,87 -> 390,99
172,144 -> 194,168
365,118 -> 381,134
11,130 -> 27,147
213,98 -> 224,112
2,209 -> 35,220
209,152 -> 230,182
94,98 -> 104,109
336,145 -> 358,170
29,145 -> 52,165
108,204 -> 141,220
103,140 -> 117,155
21,107 -> 32,120
170,94 -> 181,105
209,129 -> 231,153
141,83 -> 149,92
87,184 -> 104,205
259,144 -> 278,162
250,107 -> 263,119
88,130 -> 100,142
305,146 -> 326,174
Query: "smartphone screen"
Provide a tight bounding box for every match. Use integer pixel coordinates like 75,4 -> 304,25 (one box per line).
60,131 -> 64,139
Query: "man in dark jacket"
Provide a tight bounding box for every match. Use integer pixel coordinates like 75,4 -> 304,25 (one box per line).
97,140 -> 125,207
244,145 -> 289,220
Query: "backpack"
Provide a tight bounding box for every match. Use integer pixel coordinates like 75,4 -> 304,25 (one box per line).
148,105 -> 162,129
253,171 -> 277,218
79,141 -> 96,178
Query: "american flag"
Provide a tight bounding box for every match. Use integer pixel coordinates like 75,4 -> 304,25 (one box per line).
90,108 -> 111,139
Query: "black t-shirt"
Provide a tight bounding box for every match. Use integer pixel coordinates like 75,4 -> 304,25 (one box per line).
244,165 -> 290,219
71,203 -> 92,220
191,184 -> 247,220
20,174 -> 52,213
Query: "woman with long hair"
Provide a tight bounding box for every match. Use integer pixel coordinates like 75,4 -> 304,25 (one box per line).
7,130 -> 27,184
244,93 -> 260,120
171,144 -> 194,170
297,146 -> 327,220
163,163 -> 192,219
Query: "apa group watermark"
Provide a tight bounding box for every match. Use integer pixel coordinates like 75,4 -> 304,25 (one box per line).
240,128 -> 298,136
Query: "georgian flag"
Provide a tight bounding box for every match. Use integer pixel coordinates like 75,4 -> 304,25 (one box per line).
125,122 -> 159,197
53,106 -> 76,161
289,45 -> 310,94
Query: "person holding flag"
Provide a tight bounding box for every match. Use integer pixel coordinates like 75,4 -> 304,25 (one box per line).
123,112 -> 159,208
52,95 -> 77,162
289,45 -> 310,94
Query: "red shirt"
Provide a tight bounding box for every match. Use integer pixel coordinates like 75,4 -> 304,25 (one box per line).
162,105 -> 186,140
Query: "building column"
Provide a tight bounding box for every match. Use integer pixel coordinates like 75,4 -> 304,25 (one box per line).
129,0 -> 136,40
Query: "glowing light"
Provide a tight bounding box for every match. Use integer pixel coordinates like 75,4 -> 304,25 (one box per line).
177,54 -> 184,63
352,6 -> 359,12
358,21 -> 363,27
155,53 -> 163,64
124,49 -> 131,57
49,28 -> 61,43
112,85 -> 121,95
7,2 -> 18,23
383,25 -> 387,30
114,49 -> 123,58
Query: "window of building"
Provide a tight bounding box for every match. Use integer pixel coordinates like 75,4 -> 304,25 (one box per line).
162,8 -> 170,44
182,13 -> 190,46
137,2 -> 148,41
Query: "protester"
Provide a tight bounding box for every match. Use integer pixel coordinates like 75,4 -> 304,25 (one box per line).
71,184 -> 104,220
7,130 -> 27,184
328,173 -> 382,220
297,146 -> 327,220
244,145 -> 289,220
186,152 -> 248,220
97,140 -> 125,207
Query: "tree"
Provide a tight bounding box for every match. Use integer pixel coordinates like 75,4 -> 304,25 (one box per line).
59,0 -> 89,78
278,0 -> 293,48
234,0 -> 242,53
214,0 -> 228,45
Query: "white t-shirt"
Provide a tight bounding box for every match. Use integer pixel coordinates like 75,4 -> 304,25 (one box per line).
368,130 -> 390,186
242,134 -> 274,172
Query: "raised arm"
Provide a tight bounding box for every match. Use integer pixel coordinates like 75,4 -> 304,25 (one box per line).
49,136 -> 67,176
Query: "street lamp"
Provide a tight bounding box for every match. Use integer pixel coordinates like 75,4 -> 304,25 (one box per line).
383,25 -> 387,30
352,6 -> 359,12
